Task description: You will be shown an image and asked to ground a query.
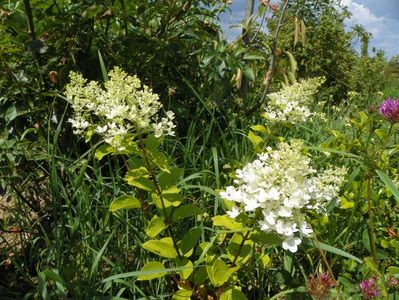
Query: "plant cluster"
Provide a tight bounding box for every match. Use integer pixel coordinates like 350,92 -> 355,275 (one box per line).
1,0 -> 399,299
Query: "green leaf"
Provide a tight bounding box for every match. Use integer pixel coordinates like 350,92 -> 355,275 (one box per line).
142,238 -> 178,258
258,254 -> 270,269
227,233 -> 253,265
376,170 -> 399,203
125,175 -> 155,192
109,195 -> 141,212
249,229 -> 282,246
206,257 -> 237,287
212,215 -> 244,230
5,104 -> 17,123
250,124 -> 268,134
98,50 -> 109,81
145,134 -> 161,151
248,131 -> 264,153
307,240 -> 363,264
176,258 -> 194,279
95,144 -> 115,160
363,257 -> 381,275
172,204 -> 203,222
269,286 -> 307,300
150,151 -> 170,172
137,262 -> 167,281
117,138 -> 140,155
387,266 -> 399,275
152,193 -> 182,209
340,196 -> 354,209
172,289 -> 192,300
243,53 -> 265,60
242,65 -> 255,81
102,265 -> 196,282
220,287 -> 248,300
193,266 -> 208,285
178,228 -> 202,257
158,168 -> 184,190
145,215 -> 167,238
362,228 -> 371,253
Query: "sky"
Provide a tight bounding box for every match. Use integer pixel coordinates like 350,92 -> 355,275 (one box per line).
219,0 -> 399,58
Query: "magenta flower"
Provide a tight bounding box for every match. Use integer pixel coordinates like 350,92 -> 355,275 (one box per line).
359,276 -> 380,299
379,98 -> 399,123
387,276 -> 399,288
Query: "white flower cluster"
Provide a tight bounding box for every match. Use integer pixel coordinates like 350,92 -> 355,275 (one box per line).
263,77 -> 324,123
219,141 -> 345,253
65,67 -> 176,150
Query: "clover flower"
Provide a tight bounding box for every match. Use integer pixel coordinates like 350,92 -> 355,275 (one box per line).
359,276 -> 380,299
307,272 -> 337,300
263,77 -> 324,123
379,97 -> 399,123
219,140 -> 345,253
65,67 -> 175,150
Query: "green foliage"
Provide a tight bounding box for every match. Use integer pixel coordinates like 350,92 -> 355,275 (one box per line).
2,0 -> 399,299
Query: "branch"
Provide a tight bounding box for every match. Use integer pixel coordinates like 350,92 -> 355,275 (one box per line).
23,0 -> 35,40
246,0 -> 290,116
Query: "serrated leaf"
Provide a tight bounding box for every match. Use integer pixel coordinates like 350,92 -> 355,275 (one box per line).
142,238 -> 178,258
137,262 -> 167,281
172,204 -> 203,222
109,195 -> 141,212
145,215 -> 167,238
95,144 -> 115,160
212,215 -> 244,230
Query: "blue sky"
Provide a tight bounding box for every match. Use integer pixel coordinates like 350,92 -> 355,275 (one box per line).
219,0 -> 399,58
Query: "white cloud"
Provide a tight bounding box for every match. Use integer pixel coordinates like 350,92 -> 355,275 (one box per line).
341,0 -> 398,57
342,0 -> 384,34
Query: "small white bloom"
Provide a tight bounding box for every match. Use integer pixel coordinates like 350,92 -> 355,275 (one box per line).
226,206 -> 241,218
282,235 -> 302,253
96,125 -> 108,133
299,221 -> 313,236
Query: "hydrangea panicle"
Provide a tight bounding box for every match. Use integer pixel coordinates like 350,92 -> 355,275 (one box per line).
263,77 -> 324,123
65,67 -> 175,150
219,140 -> 345,253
